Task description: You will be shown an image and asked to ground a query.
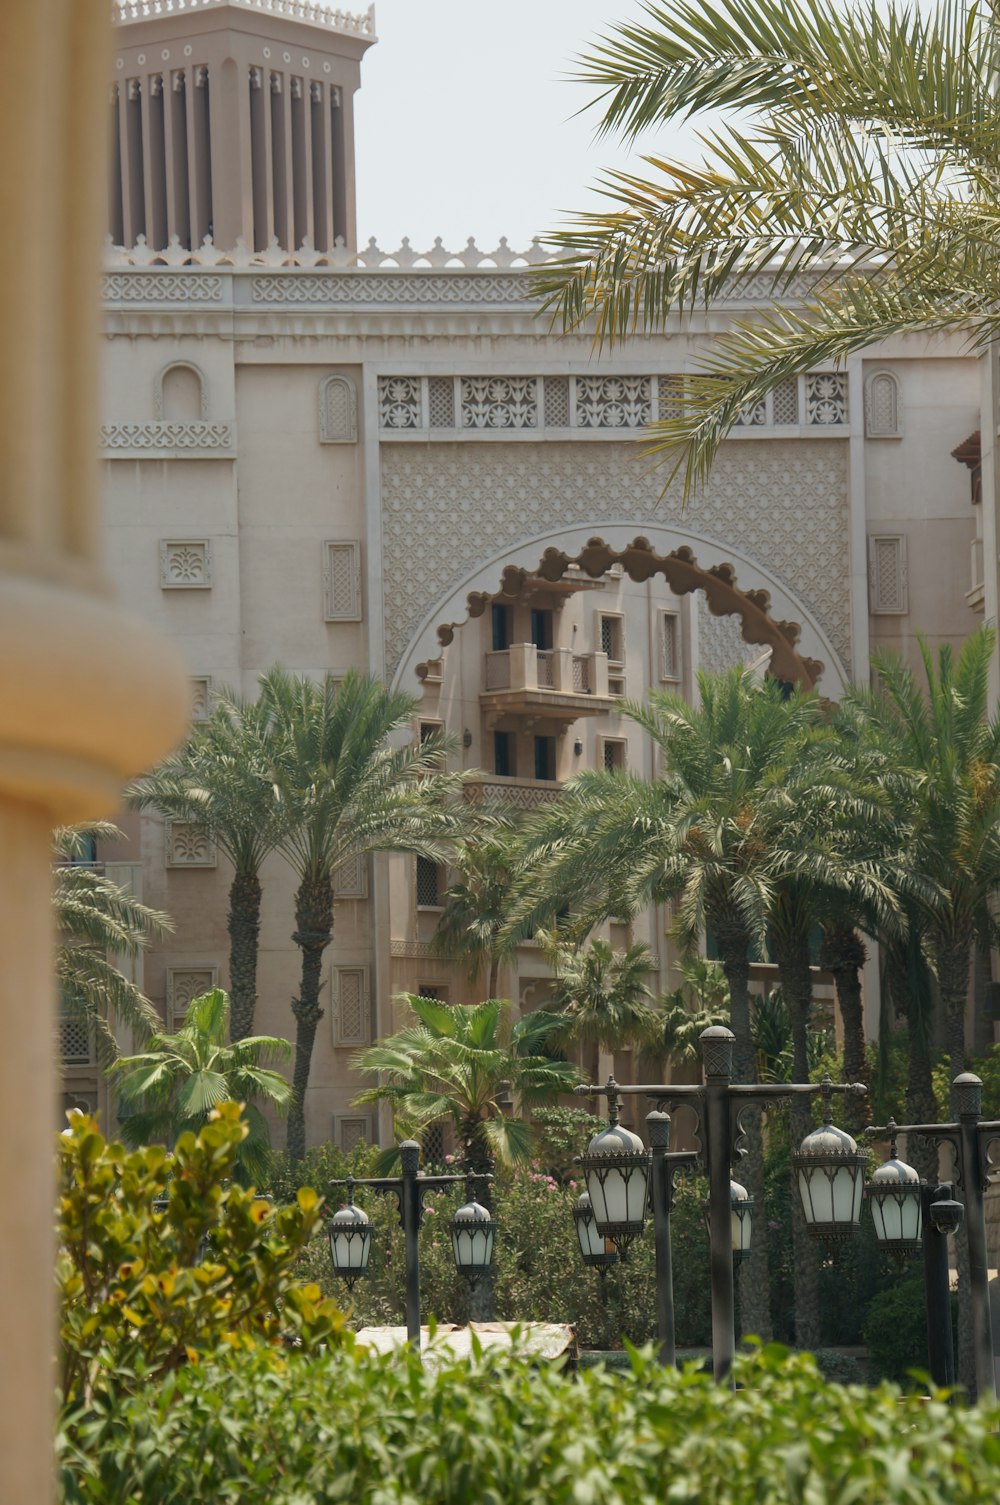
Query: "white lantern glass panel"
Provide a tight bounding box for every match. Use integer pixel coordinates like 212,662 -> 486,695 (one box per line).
574,1194 -> 606,1261
867,1155 -> 923,1247
450,1201 -> 495,1273
328,1205 -> 372,1280
582,1122 -> 649,1238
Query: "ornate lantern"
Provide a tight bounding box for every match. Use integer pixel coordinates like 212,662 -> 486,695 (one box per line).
450,1195 -> 495,1283
572,1191 -> 618,1275
865,1124 -> 923,1256
730,1180 -> 753,1264
327,1188 -> 372,1289
793,1108 -> 867,1241
579,1095 -> 649,1258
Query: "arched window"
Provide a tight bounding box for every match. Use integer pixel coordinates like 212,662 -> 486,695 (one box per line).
154,362 -> 208,421
319,374 -> 358,443
864,370 -> 902,438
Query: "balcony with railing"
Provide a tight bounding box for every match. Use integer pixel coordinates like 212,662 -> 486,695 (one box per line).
464,775 -> 565,811
480,644 -> 614,721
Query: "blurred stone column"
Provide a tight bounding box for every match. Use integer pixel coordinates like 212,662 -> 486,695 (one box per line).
0,4 -> 188,1500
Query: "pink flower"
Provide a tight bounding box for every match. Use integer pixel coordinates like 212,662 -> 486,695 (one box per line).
444,1154 -> 454,1164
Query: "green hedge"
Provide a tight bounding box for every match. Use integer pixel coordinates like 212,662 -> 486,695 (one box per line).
58,1340 -> 1000,1504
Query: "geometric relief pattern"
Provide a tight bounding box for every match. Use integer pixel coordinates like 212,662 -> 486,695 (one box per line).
378,377 -> 421,429
868,534 -> 908,614
59,1012 -> 94,1066
334,850 -> 368,899
101,422 -> 235,453
380,439 -> 852,679
697,596 -> 767,674
165,821 -> 216,868
160,540 -> 211,588
166,967 -> 218,1023
864,371 -> 901,437
323,540 -> 363,621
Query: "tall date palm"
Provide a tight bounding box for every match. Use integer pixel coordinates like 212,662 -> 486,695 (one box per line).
260,668 -> 466,1161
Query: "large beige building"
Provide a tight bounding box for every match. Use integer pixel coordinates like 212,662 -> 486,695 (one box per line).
65,0 -> 992,1148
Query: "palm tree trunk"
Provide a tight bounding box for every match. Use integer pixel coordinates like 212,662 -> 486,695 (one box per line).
774,926 -> 820,1352
886,934 -> 938,1183
715,926 -> 772,1342
488,955 -> 500,1000
819,925 -> 868,1137
936,936 -> 970,1080
286,870 -> 334,1162
227,868 -> 262,1042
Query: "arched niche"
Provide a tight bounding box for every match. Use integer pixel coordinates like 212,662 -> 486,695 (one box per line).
393,523 -> 849,698
154,361 -> 208,421
319,374 -> 358,444
864,370 -> 902,438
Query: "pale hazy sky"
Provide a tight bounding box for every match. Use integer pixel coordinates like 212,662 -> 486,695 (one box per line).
354,0 -> 690,252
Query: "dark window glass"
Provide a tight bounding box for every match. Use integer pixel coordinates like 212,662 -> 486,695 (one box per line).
491,604 -> 511,651
494,730 -> 513,777
534,735 -> 555,781
530,608 -> 553,650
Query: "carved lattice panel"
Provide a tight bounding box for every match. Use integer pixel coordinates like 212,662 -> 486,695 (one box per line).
319,375 -> 358,443
378,376 -> 421,429
190,677 -> 212,721
772,378 -> 799,425
865,372 -> 901,437
165,821 -> 216,868
323,540 -> 363,621
333,967 -> 371,1046
336,1116 -> 372,1152
660,612 -> 680,680
334,850 -> 368,899
542,376 -> 571,427
167,967 -> 218,1024
576,375 -> 651,429
806,372 -> 848,426
59,1013 -> 94,1066
868,534 -> 908,614
160,539 -> 211,588
460,376 -> 538,429
428,377 -> 455,429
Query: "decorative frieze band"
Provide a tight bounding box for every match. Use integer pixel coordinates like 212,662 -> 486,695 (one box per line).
103,273 -> 224,303
377,373 -> 848,435
101,421 -> 236,456
113,0 -> 376,38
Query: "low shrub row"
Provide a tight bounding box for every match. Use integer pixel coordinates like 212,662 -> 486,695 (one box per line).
58,1340 -> 1000,1505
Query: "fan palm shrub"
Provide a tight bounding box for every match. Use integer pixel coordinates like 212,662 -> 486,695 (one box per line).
110,988 -> 291,1184
537,930 -> 662,1081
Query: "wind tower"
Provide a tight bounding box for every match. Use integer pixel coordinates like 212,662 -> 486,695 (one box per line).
110,1 -> 376,257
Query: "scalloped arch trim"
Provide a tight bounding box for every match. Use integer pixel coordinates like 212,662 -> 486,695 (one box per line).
416,536 -> 824,689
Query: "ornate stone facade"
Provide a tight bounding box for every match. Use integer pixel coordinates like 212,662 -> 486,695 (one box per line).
380,439 -> 852,679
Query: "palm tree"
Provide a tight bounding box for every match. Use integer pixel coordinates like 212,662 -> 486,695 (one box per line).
128,695 -> 285,1041
353,995 -> 581,1176
431,817 -> 530,1000
54,823 -> 171,1058
843,628 -> 1000,1079
259,668 -> 467,1161
539,0 -> 1000,492
537,930 -> 662,1081
110,987 -> 291,1184
660,956 -> 730,1070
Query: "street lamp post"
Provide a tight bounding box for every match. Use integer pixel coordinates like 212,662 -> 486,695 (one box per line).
328,1139 -> 493,1348
864,1072 -> 1000,1399
577,1025 -> 867,1382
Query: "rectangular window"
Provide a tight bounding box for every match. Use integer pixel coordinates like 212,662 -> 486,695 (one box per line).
601,737 -> 627,773
660,612 -> 680,680
418,719 -> 445,769
416,856 -> 442,908
598,612 -> 624,666
530,608 -> 553,650
417,984 -> 449,1002
534,735 -> 556,782
491,603 -> 512,651
493,730 -> 514,777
